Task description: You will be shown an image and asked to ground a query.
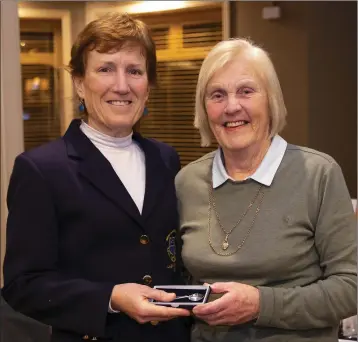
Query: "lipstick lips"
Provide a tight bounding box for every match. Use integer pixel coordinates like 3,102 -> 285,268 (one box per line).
223,120 -> 249,128
106,100 -> 132,106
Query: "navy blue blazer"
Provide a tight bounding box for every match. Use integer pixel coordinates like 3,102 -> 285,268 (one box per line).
2,119 -> 190,342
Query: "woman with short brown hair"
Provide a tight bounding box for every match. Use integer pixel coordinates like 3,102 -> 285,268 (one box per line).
3,12 -> 191,342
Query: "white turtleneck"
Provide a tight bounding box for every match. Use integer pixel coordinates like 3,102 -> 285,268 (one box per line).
80,121 -> 146,214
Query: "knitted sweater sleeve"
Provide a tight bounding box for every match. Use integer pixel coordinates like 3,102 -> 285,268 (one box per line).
255,162 -> 357,329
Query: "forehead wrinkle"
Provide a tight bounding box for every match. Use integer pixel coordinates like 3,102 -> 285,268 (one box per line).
89,47 -> 146,65
208,56 -> 266,91
207,78 -> 260,94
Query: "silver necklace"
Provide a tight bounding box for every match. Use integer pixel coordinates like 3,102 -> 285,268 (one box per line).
208,183 -> 265,256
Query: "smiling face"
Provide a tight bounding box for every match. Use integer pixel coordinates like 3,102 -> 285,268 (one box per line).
205,57 -> 270,156
74,42 -> 149,137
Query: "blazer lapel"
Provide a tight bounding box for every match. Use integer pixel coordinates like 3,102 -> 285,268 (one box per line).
63,120 -> 143,227
134,133 -> 169,221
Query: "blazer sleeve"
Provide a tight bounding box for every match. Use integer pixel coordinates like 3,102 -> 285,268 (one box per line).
2,154 -> 116,337
170,148 -> 181,175
166,149 -> 191,285
255,162 -> 357,329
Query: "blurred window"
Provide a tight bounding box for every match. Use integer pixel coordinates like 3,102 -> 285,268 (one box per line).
137,8 -> 222,166
20,19 -> 62,151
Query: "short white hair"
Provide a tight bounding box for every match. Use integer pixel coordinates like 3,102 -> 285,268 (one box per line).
194,38 -> 287,147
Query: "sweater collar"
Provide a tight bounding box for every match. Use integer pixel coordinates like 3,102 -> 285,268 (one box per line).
80,120 -> 133,149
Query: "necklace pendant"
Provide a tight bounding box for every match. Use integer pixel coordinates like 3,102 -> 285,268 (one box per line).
222,241 -> 229,250
222,236 -> 229,250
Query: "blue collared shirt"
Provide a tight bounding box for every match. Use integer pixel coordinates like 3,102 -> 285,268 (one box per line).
212,135 -> 288,188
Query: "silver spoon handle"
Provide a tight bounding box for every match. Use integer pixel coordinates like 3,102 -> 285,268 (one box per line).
174,295 -> 189,300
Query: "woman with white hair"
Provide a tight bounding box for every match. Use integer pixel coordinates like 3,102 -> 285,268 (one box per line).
175,38 -> 357,342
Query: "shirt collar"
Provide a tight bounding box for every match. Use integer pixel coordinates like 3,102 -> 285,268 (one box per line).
212,135 -> 287,188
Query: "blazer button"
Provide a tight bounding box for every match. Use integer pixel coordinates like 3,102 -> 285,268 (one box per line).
143,275 -> 152,285
140,235 -> 149,245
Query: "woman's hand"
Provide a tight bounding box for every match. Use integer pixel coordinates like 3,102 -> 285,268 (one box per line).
193,282 -> 260,326
110,283 -> 190,323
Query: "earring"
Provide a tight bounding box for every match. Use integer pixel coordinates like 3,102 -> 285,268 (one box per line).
142,107 -> 149,116
79,99 -> 85,112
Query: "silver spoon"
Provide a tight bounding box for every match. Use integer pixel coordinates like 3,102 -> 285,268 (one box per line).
174,293 -> 204,301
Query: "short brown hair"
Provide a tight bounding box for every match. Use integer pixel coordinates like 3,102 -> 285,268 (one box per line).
68,12 -> 157,86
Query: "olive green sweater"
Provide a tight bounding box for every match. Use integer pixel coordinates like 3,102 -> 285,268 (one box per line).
175,144 -> 357,342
